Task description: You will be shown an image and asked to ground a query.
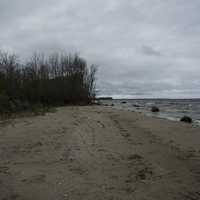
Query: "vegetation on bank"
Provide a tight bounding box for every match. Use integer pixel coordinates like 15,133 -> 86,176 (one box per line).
0,51 -> 97,114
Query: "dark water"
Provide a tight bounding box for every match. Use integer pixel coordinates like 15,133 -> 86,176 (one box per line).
100,99 -> 200,125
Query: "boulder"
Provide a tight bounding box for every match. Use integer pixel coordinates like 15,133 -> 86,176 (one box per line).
180,116 -> 192,123
151,106 -> 160,112
133,104 -> 140,108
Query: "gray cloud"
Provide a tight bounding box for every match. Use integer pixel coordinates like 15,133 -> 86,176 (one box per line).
140,45 -> 161,56
0,0 -> 200,98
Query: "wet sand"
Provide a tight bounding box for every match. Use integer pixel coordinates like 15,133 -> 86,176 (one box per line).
0,106 -> 200,200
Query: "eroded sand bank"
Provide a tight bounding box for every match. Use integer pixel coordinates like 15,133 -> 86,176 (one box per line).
0,106 -> 200,200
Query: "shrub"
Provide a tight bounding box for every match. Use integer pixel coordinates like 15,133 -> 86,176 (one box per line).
0,94 -> 10,113
0,51 -> 97,113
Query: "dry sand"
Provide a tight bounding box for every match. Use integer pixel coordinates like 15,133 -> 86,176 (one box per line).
0,106 -> 200,200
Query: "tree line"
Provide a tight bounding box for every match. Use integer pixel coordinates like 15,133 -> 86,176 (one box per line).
0,51 -> 97,113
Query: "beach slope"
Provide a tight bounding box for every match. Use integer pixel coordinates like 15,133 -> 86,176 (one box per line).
0,106 -> 200,200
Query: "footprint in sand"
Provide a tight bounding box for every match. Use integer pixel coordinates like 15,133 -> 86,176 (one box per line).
97,120 -> 105,128
3,193 -> 21,200
181,191 -> 200,200
127,154 -> 143,160
69,167 -> 88,175
22,174 -> 46,184
126,154 -> 154,183
0,166 -> 10,175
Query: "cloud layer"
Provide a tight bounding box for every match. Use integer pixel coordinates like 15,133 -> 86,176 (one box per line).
1,0 -> 200,98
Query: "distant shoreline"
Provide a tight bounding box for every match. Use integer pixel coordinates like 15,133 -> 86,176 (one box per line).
98,97 -> 200,100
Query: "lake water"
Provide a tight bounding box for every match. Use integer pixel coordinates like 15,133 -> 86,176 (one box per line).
100,99 -> 200,125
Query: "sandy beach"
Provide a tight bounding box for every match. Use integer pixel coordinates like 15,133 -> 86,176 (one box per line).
0,105 -> 200,200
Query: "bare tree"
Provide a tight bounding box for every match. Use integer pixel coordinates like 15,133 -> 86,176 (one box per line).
0,51 -> 97,112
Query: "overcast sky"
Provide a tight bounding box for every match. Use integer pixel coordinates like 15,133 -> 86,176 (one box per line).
0,0 -> 200,98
